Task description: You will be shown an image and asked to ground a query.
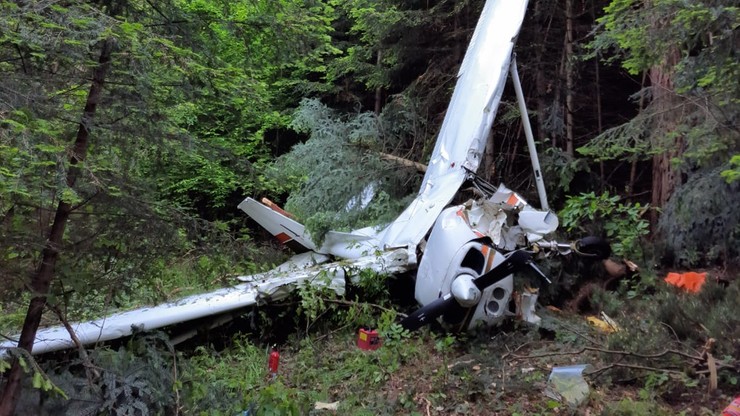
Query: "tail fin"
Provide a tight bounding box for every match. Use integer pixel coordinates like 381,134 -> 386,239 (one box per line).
238,197 -> 317,252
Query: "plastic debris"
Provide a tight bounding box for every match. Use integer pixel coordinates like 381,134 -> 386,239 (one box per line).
520,290 -> 541,325
544,364 -> 591,407
586,312 -> 620,333
664,271 -> 707,293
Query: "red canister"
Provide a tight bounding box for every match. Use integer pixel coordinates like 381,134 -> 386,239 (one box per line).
268,348 -> 280,377
357,328 -> 381,350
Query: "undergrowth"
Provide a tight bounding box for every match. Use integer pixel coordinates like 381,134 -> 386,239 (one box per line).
6,266 -> 738,415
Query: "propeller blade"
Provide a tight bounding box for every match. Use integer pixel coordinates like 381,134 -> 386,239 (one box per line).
401,250 -> 533,331
400,294 -> 462,331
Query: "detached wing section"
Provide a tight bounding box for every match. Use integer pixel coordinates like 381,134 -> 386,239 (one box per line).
0,250 -> 409,357
379,0 -> 529,249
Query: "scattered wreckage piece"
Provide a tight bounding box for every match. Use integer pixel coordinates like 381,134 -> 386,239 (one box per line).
0,250 -> 409,358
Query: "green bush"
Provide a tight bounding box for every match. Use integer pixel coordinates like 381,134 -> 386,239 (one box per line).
560,192 -> 650,258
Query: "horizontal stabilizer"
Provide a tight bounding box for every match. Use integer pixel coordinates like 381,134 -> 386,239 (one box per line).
239,197 -> 382,259
238,197 -> 318,252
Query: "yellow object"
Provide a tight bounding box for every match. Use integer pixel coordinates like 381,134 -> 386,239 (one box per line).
587,316 -> 619,333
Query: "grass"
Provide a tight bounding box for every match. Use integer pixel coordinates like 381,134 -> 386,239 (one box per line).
4,265 -> 738,415
173,319 -> 731,415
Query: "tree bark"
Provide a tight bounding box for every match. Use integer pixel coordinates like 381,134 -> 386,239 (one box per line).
0,38 -> 114,416
649,47 -> 682,224
374,50 -> 383,115
591,1 -> 604,190
564,0 -> 575,156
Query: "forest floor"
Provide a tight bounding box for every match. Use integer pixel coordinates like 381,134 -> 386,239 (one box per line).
267,309 -> 732,416
3,267 -> 737,415
241,267 -> 738,416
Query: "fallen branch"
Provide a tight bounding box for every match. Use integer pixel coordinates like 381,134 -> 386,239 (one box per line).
509,346 -> 704,362
379,152 -> 427,173
587,362 -> 685,378
320,297 -> 408,318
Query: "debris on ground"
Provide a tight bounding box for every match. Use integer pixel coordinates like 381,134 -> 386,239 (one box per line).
664,271 -> 707,293
722,396 -> 740,416
543,364 -> 591,407
586,312 -> 620,333
314,401 -> 339,411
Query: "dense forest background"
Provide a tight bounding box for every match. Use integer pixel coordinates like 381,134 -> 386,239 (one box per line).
0,0 -> 738,414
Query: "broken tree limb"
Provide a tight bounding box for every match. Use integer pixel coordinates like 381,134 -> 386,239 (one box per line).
320,297 -> 408,318
48,304 -> 101,384
379,152 -> 427,173
508,346 -> 705,362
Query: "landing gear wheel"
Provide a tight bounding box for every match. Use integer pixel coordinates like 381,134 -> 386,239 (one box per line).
575,236 -> 611,260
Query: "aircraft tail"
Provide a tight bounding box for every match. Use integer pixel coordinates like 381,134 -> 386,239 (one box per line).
238,197 -> 318,252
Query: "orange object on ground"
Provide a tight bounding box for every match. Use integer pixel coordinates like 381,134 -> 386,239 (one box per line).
664,271 -> 707,293
722,396 -> 740,416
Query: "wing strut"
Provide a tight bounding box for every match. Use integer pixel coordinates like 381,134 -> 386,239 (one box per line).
510,54 -> 549,210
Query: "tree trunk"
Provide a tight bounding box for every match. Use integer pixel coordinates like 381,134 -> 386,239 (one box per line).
564,0 -> 575,156
591,0 -> 604,190
533,0 -> 553,145
649,48 -> 682,224
0,38 -> 114,416
628,72 -> 648,200
374,50 -> 383,115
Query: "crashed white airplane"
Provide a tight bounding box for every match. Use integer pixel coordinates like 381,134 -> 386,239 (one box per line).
1,0 -> 608,357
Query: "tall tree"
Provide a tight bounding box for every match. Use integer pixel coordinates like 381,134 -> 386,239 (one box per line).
584,0 -> 739,219
0,35 -> 114,416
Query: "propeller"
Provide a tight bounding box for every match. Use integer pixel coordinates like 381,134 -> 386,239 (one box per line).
400,237 -> 612,332
400,250 -> 534,331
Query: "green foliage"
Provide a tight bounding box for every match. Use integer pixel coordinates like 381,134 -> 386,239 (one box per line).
295,266 -> 398,334
253,381 -> 303,416
95,334 -> 177,416
16,332 -> 177,415
601,398 -> 671,416
328,0 -> 406,91
540,146 -> 591,200
588,0 -> 739,170
657,167 -> 740,267
578,111 -> 652,161
721,154 -> 740,183
269,98 -> 420,242
179,336 -> 267,415
603,279 -> 739,393
560,192 -> 650,258
1,348 -> 67,400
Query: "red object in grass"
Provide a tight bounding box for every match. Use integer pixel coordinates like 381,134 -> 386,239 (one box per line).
722,396 -> 740,416
268,349 -> 280,376
357,328 -> 381,351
